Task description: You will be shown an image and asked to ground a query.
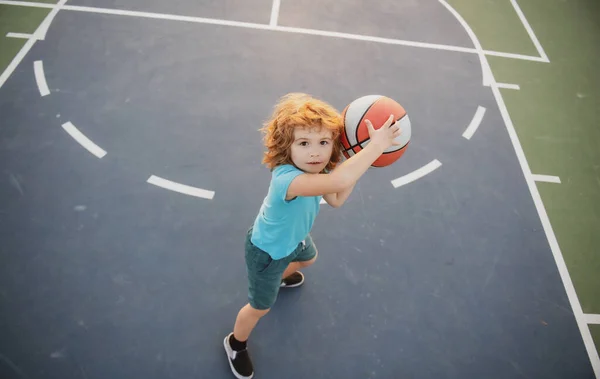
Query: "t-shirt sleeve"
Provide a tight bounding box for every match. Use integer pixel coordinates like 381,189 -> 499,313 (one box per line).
271,165 -> 304,202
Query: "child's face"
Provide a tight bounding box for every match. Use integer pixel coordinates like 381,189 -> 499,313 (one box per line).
290,126 -> 334,174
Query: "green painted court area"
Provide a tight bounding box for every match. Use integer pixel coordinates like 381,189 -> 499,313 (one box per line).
448,0 -> 600,354
0,4 -> 50,71
0,0 -> 598,374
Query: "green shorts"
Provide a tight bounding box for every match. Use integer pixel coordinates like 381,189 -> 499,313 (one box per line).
245,228 -> 317,310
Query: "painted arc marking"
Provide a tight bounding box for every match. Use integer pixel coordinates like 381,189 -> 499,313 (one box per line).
584,314 -> 600,325
474,25 -> 600,379
33,60 -> 50,96
444,1 -> 597,371
35,0 -> 68,40
391,160 -> 442,188
496,83 -> 520,90
6,32 -> 35,39
532,174 -> 561,184
61,122 -> 107,158
147,175 -> 215,200
269,0 -> 280,27
462,106 -> 486,140
437,0 -> 492,86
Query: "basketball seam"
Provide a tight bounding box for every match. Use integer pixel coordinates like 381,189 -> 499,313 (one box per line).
353,98 -> 379,149
345,114 -> 408,152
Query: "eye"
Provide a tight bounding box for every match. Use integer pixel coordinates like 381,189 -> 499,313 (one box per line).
299,141 -> 308,146
320,140 -> 329,145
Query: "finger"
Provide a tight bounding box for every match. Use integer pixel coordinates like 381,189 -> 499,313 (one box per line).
385,114 -> 395,127
365,119 -> 375,133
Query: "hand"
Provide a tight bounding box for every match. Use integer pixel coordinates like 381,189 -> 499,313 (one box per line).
365,114 -> 402,152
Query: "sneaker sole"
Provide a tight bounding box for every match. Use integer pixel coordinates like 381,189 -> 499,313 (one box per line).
223,333 -> 254,379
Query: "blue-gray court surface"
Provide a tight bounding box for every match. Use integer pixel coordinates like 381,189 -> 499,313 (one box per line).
0,0 -> 597,378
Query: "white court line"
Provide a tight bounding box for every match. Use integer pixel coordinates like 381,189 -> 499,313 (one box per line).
33,60 -> 50,96
0,0 -> 54,8
482,49 -> 548,62
438,0 -> 492,86
269,0 -> 281,27
532,174 -> 561,184
0,0 -> 64,90
462,106 -> 486,140
510,0 -> 549,62
61,4 -> 477,55
35,0 -> 67,40
0,36 -> 38,89
444,2 -> 599,375
496,83 -> 520,90
584,314 -> 600,325
0,0 -> 550,64
61,122 -> 107,158
6,32 -> 35,39
455,21 -> 600,379
147,175 -> 215,200
391,160 -> 442,188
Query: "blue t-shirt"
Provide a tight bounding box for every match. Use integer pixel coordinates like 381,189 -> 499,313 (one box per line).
251,164 -> 322,259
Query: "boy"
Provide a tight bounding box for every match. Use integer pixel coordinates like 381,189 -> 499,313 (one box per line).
224,93 -> 401,378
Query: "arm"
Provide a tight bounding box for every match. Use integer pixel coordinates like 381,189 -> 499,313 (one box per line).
323,181 -> 356,208
287,115 -> 401,199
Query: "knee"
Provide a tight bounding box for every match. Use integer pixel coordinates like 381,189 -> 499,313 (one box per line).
246,303 -> 270,319
299,249 -> 318,267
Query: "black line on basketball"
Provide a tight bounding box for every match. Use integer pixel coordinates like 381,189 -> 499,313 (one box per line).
344,114 -> 406,151
354,99 -> 379,148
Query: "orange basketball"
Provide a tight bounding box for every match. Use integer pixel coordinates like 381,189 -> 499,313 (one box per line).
341,95 -> 411,167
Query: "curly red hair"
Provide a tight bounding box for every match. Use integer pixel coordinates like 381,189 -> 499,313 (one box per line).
260,93 -> 344,172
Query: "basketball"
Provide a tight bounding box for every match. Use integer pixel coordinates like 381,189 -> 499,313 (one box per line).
340,95 -> 411,167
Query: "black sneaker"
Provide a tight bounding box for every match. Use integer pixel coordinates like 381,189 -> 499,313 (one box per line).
280,271 -> 304,288
223,333 -> 254,379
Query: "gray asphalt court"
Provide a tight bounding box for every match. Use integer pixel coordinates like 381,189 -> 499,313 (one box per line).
0,1 -> 595,378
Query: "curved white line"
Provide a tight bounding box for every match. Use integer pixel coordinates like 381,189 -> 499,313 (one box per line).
462,106 -> 486,140
391,160 -> 442,188
147,175 -> 215,200
35,0 -> 67,40
61,122 -> 106,158
437,0 -> 493,86
33,61 -> 50,96
443,2 -> 600,375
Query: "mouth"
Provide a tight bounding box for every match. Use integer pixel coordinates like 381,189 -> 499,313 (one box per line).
307,161 -> 323,166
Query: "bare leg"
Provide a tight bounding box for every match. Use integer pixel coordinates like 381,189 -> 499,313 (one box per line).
233,303 -> 269,342
282,252 -> 318,279
282,261 -> 304,280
